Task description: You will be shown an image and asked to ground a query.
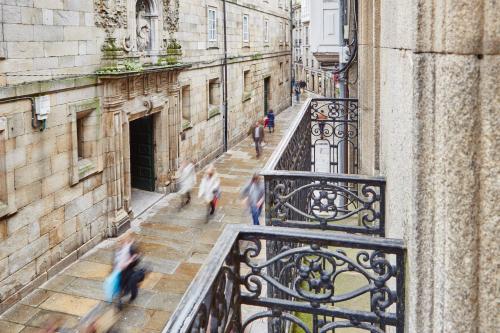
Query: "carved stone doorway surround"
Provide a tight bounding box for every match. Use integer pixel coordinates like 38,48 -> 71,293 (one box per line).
98,69 -> 183,235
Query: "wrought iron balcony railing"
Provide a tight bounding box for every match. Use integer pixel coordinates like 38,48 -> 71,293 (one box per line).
262,98 -> 386,236
164,225 -> 406,333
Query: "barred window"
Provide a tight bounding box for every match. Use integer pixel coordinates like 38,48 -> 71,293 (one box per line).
208,8 -> 217,42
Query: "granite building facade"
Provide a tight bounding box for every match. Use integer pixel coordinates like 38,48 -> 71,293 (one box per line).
0,0 -> 291,311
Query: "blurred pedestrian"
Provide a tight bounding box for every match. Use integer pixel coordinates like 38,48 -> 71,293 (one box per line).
198,164 -> 221,221
294,84 -> 301,103
266,109 -> 275,133
113,231 -> 145,309
317,110 -> 328,139
178,159 -> 196,209
240,174 -> 265,225
248,120 -> 265,158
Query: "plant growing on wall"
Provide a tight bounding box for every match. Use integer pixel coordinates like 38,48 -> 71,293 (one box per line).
95,0 -> 128,51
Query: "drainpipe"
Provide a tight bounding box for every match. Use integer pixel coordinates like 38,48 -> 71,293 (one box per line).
338,0 -> 348,175
222,0 -> 229,152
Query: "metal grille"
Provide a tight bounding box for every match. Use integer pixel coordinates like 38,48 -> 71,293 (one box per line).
165,226 -> 406,333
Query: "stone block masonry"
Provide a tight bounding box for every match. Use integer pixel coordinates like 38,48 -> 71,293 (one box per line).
0,0 -> 292,313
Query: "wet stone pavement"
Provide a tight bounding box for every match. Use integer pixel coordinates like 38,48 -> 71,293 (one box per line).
0,100 -> 304,333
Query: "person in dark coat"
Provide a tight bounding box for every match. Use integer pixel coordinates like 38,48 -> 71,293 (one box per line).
266,110 -> 275,133
248,120 -> 265,158
114,231 -> 145,309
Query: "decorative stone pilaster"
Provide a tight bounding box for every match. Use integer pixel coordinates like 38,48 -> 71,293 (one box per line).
100,83 -> 128,236
167,80 -> 181,177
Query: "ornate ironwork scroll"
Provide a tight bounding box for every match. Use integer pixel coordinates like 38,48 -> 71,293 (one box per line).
265,173 -> 385,236
165,226 -> 405,333
309,99 -> 359,174
187,266 -> 241,333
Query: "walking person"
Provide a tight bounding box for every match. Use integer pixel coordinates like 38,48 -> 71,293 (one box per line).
178,159 -> 196,209
317,110 -> 328,139
294,84 -> 301,103
198,164 -> 220,221
240,174 -> 265,225
249,120 -> 265,158
266,110 -> 275,133
113,231 -> 145,309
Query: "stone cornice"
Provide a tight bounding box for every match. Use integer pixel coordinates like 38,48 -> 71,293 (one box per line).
0,76 -> 99,102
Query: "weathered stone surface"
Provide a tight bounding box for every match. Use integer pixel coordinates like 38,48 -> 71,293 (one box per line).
8,235 -> 49,274
38,292 -> 99,317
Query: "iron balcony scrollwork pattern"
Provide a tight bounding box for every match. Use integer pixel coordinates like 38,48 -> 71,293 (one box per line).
262,98 -> 385,236
187,246 -> 241,333
165,226 -> 406,333
267,173 -> 385,236
309,99 -> 359,174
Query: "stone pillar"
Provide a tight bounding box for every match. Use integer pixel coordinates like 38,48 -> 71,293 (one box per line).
357,0 -> 500,332
101,81 -> 128,236
167,76 -> 181,175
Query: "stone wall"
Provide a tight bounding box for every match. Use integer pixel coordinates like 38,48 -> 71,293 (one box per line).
0,80 -> 108,311
357,0 -> 499,331
0,0 -> 105,86
0,0 -> 291,312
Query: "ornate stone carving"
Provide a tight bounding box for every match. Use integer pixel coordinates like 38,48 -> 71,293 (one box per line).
163,0 -> 180,34
94,0 -> 127,36
136,0 -> 152,52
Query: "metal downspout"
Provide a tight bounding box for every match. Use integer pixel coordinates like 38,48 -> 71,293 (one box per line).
222,0 -> 229,152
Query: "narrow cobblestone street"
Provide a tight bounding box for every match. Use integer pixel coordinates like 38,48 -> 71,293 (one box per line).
0,100 -> 304,333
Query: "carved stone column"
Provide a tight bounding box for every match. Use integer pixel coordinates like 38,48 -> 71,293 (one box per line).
167,76 -> 181,176
101,81 -> 128,236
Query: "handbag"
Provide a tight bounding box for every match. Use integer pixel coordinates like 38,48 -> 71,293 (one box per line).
103,269 -> 121,302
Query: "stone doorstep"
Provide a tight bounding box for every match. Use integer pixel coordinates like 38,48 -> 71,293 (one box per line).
0,232 -> 104,315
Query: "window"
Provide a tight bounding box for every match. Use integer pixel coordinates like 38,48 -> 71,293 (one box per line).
181,85 -> 191,129
208,8 -> 217,42
280,22 -> 284,44
305,26 -> 309,45
285,60 -> 289,81
208,78 -> 221,118
243,15 -> 249,43
285,23 -> 289,44
264,20 -> 269,43
70,99 -> 103,184
243,70 -> 251,101
0,117 -> 15,219
76,110 -> 94,161
279,62 -> 283,84
278,0 -> 283,8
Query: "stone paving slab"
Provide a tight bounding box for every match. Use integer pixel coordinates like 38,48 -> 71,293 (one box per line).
0,101 -> 303,332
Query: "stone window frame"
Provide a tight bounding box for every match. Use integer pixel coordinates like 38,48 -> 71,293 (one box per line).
264,19 -> 269,45
69,98 -> 104,185
279,62 -> 284,84
0,117 -> 16,220
207,6 -> 218,43
181,84 -> 192,131
207,77 -> 221,120
279,22 -> 284,45
285,22 -> 289,45
242,69 -> 252,102
242,14 -> 250,45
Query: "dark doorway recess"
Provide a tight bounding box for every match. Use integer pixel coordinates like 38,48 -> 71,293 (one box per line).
264,77 -> 270,115
130,116 -> 155,192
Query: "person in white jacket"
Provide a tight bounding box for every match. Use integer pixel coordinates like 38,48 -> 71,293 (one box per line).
178,159 -> 196,208
198,164 -> 220,221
